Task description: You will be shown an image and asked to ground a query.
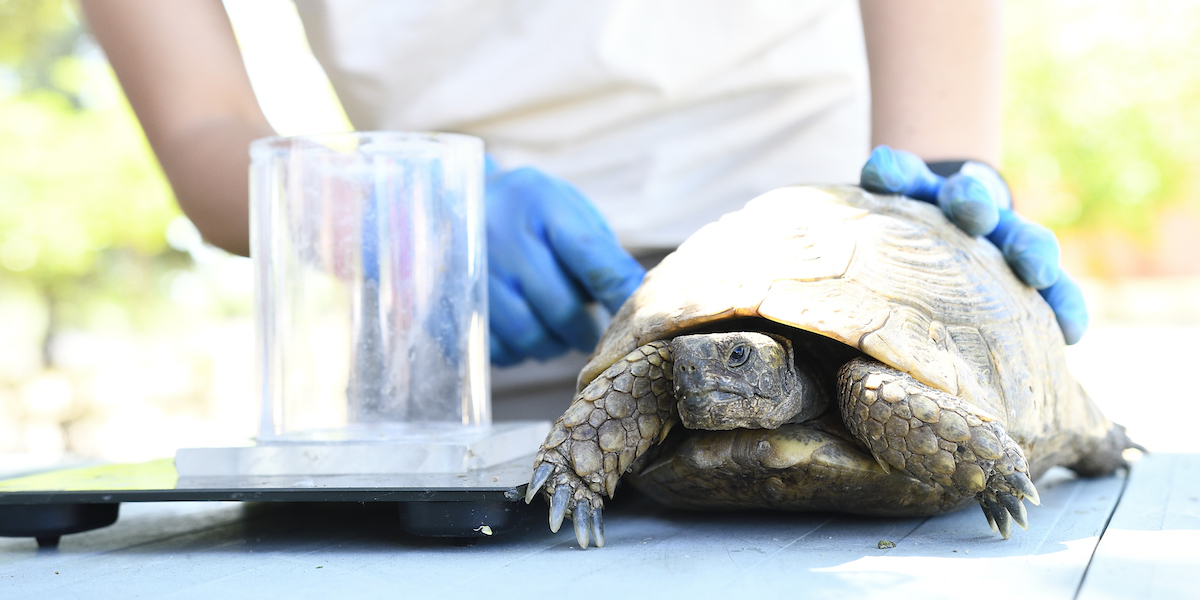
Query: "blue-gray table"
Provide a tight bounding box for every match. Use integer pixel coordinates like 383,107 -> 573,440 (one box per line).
1,453 -> 1196,600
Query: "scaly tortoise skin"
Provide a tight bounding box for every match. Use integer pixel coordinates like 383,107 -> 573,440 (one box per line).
527,185 -> 1134,548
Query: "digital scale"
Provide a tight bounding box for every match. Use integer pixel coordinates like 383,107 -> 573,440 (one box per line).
0,454 -> 540,548
0,133 -> 551,549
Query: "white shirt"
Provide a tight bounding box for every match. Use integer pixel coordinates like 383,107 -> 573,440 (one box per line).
293,0 -> 871,252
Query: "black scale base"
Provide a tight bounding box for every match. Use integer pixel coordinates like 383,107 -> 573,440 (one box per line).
0,457 -> 538,548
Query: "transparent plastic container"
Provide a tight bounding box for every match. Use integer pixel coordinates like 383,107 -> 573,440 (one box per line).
251,132 -> 489,441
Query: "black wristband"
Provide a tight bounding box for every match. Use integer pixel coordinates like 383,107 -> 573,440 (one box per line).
925,160 -> 1011,193
925,160 -> 968,177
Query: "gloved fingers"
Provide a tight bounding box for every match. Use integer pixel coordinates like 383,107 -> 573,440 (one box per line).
487,168 -> 605,353
485,154 -> 500,178
860,145 -> 945,202
541,178 -> 645,314
987,207 -> 1082,343
501,232 -> 604,353
1038,271 -> 1089,345
956,162 -> 1013,210
488,273 -> 571,362
937,162 -> 1009,236
490,334 -> 521,367
484,165 -> 640,361
862,147 -> 1006,237
987,209 -> 1062,290
862,147 -> 1084,344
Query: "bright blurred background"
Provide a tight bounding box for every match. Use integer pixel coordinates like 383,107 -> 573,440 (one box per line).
1,0 -> 1197,475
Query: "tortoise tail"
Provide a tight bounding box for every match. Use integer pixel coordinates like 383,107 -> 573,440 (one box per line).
1067,422 -> 1143,477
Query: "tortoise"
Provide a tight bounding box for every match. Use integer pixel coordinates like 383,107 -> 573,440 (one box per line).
526,185 -> 1135,549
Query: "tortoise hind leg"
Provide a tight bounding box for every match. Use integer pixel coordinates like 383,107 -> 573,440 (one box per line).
1068,422 -> 1142,477
838,357 -> 1039,539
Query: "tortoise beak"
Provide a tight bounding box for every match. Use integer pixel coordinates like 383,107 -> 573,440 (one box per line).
678,389 -> 750,430
675,357 -> 759,429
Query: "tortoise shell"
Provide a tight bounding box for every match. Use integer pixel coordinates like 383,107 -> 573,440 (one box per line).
581,185 -> 1090,449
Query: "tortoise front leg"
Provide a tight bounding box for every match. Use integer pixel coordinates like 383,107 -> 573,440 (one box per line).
838,357 -> 1041,539
527,341 -> 678,548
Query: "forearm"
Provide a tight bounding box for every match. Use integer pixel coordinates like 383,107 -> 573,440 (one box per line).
81,0 -> 272,256
156,117 -> 272,257
860,0 -> 1003,165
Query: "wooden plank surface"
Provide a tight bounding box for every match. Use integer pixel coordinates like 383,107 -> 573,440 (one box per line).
0,466 -> 1124,600
1076,453 -> 1200,600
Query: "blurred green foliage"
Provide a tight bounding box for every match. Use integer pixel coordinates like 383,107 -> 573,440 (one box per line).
0,0 -> 76,74
1003,0 -> 1200,246
0,0 -> 188,361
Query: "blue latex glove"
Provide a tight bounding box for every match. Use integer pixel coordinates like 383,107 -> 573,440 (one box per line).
486,158 -> 646,366
861,145 -> 1088,344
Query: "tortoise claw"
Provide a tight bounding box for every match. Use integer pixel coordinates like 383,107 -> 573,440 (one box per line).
1007,472 -> 1040,505
549,486 -> 568,533
998,492 -> 1029,530
590,505 -> 605,548
658,419 -> 675,443
990,498 -> 1013,539
980,496 -> 1014,539
980,500 -> 999,534
605,471 -> 619,499
869,451 -> 891,474
527,463 -> 554,504
574,499 -> 591,549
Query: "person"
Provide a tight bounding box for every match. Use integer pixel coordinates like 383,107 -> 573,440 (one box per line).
79,0 -> 1087,418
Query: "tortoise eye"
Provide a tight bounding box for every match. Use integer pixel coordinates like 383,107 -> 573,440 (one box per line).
727,344 -> 750,367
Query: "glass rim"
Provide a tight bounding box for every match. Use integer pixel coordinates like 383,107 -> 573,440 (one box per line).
249,130 -> 483,158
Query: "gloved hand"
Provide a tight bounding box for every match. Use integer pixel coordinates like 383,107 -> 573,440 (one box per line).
860,146 -> 1088,344
486,158 -> 645,366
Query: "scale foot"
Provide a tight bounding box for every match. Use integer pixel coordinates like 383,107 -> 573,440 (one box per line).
398,500 -> 532,538
0,504 -> 120,545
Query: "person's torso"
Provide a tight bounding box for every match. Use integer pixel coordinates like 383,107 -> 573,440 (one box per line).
293,0 -> 870,251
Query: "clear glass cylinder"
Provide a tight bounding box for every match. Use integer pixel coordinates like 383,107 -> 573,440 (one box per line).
251,132 -> 489,441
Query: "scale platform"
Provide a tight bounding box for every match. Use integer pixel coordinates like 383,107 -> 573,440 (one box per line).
0,454 -> 540,549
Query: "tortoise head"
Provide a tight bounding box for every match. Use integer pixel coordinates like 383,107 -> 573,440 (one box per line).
670,331 -> 827,430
